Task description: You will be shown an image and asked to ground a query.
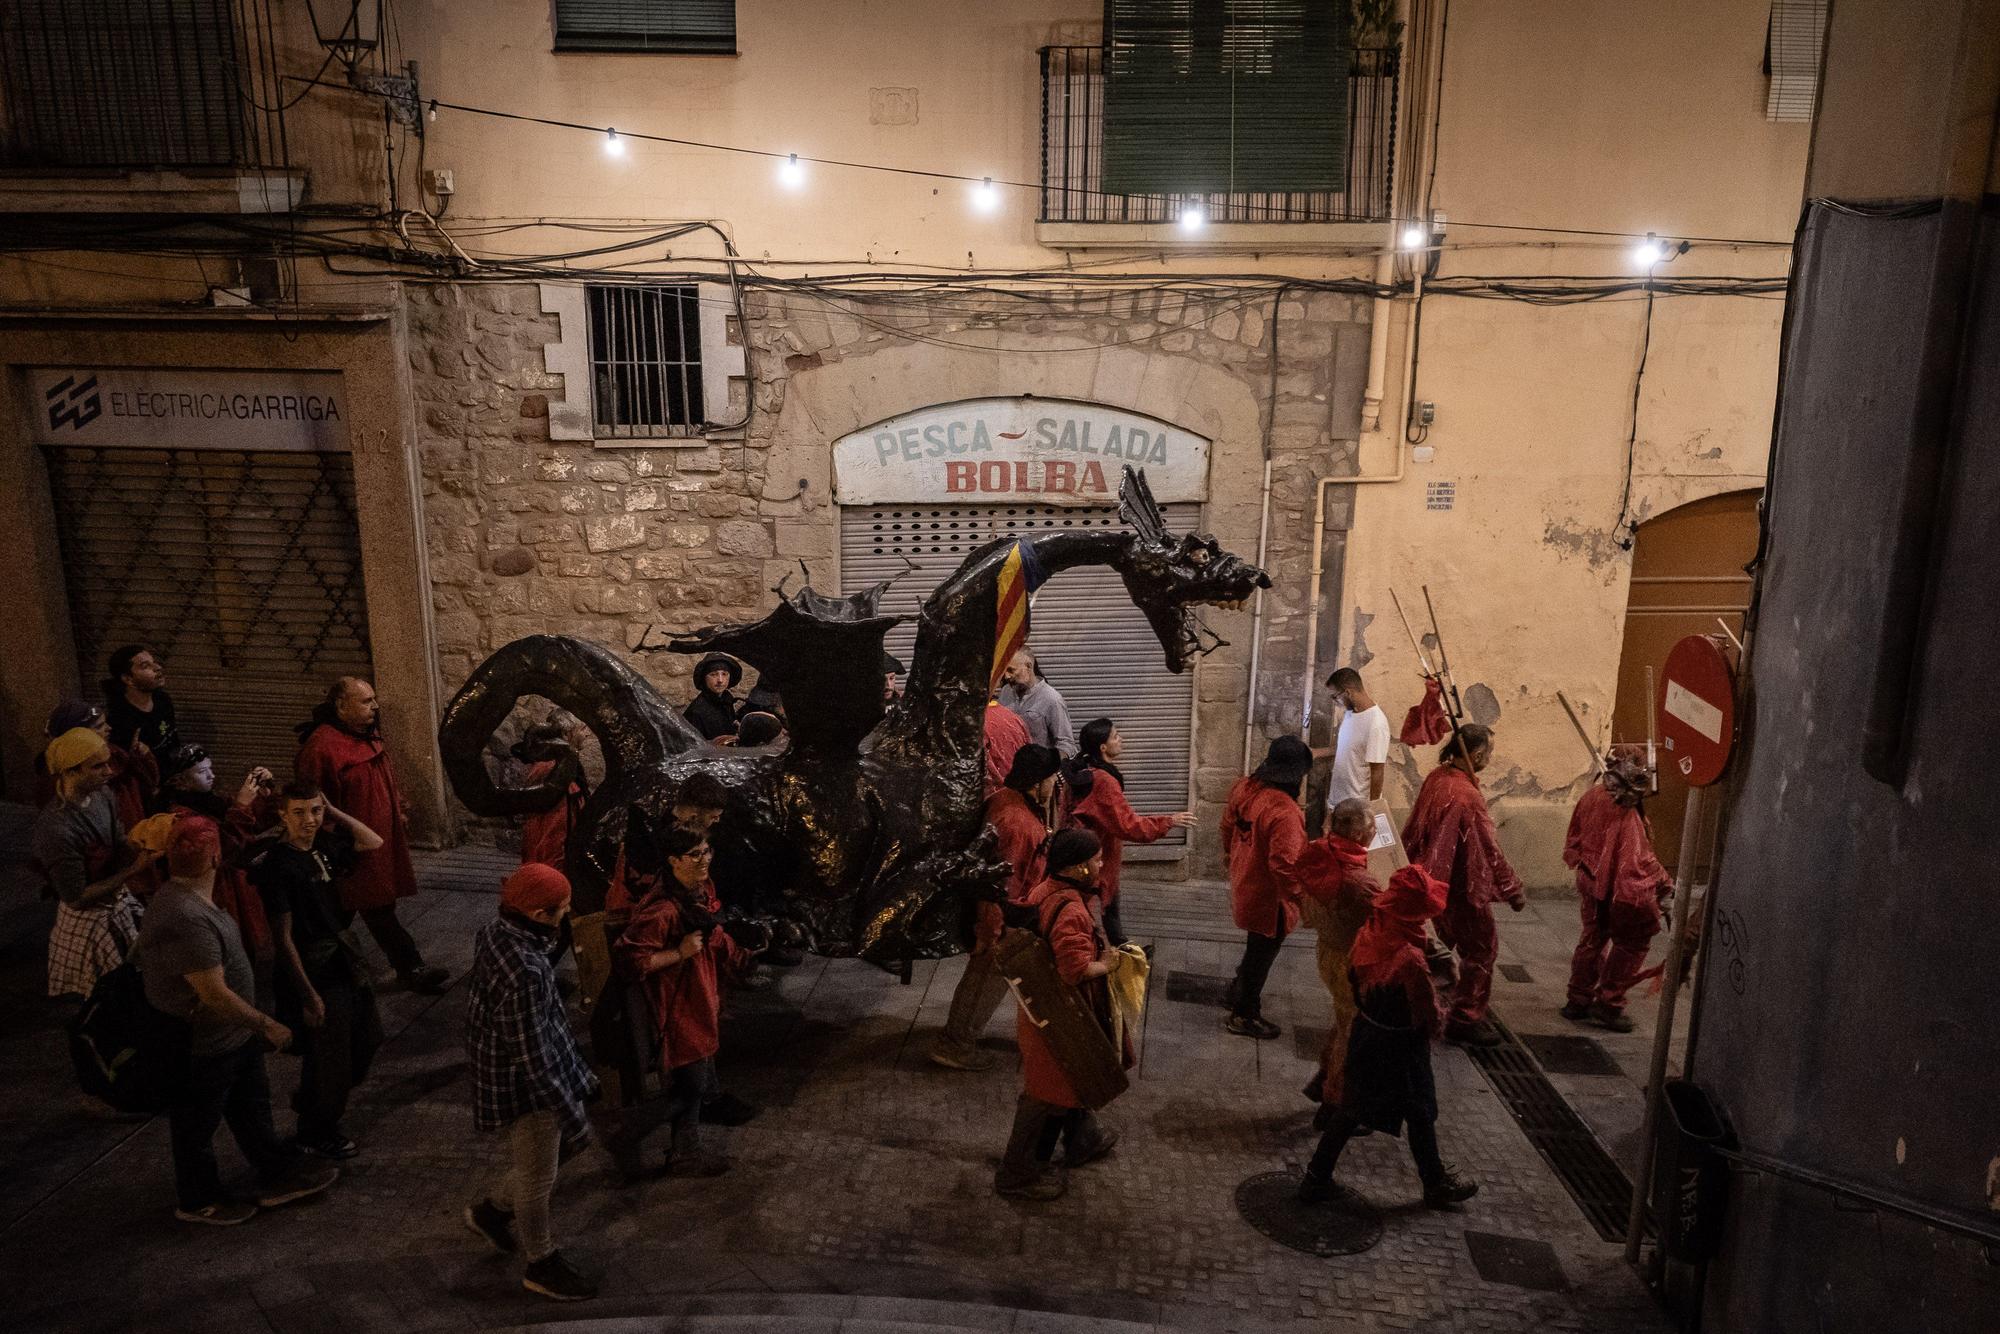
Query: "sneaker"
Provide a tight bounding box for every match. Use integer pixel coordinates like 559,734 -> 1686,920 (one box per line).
463,1199 -> 516,1254
928,1044 -> 998,1072
994,1168 -> 1067,1201
1422,1168 -> 1480,1208
175,1200 -> 258,1226
256,1163 -> 339,1209
1559,1002 -> 1593,1022
663,1151 -> 731,1178
522,1249 -> 598,1302
1296,1176 -> 1361,1207
296,1130 -> 359,1161
1064,1124 -> 1119,1168
697,1092 -> 761,1126
1224,1013 -> 1281,1040
1591,1005 -> 1636,1033
401,966 -> 452,996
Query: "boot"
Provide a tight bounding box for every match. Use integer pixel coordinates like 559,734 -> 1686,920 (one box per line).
1591,1004 -> 1635,1033
1296,1174 -> 1360,1206
1062,1112 -> 1118,1168
1422,1166 -> 1480,1208
1559,1001 -> 1593,1022
995,1096 -> 1062,1197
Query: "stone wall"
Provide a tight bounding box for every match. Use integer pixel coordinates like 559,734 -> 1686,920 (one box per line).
404,279 -> 1374,872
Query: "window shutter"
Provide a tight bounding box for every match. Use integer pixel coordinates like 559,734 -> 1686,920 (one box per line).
1101,0 -> 1349,196
1764,1 -> 1827,122
554,0 -> 735,54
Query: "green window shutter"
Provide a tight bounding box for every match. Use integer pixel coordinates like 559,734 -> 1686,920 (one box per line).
554,0 -> 736,54
1102,0 -> 1349,196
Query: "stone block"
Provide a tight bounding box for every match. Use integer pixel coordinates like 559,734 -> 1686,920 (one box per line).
625,484 -> 667,512
634,553 -> 683,579
666,524 -> 712,548
558,555 -> 602,579
490,546 -> 536,577
714,520 -> 773,557
578,584 -> 653,615
694,492 -> 746,518
584,513 -> 646,552
676,446 -> 724,473
1195,767 -> 1239,804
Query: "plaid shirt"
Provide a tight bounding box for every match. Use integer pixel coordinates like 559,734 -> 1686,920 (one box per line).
465,914 -> 598,1141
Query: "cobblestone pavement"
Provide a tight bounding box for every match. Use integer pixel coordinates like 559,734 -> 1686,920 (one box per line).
0,837 -> 1672,1334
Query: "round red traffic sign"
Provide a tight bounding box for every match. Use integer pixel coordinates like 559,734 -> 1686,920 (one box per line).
1656,635 -> 1736,787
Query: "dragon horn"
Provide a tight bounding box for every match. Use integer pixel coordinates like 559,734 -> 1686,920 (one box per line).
1119,466 -> 1169,544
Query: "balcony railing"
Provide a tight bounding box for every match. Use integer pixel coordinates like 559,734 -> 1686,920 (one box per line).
0,0 -> 287,170
1039,45 -> 1398,225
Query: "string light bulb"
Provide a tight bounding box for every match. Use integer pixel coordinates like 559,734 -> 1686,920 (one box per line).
427,99 -> 437,124
1178,200 -> 1206,233
972,176 -> 999,213
604,127 -> 625,157
1400,224 -> 1427,250
1633,232 -> 1665,266
779,153 -> 805,188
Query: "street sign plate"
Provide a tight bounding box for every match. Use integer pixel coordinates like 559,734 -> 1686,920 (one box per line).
1657,635 -> 1736,787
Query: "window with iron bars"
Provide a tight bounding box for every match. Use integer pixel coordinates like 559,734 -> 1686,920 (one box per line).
587,285 -> 705,437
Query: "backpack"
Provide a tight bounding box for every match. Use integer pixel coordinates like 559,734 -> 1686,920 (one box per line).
68,962 -> 191,1115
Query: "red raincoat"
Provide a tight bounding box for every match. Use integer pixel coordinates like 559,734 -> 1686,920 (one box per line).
1016,876 -> 1131,1109
984,703 -> 1030,796
1563,785 -> 1672,1011
1220,777 -> 1307,936
1402,764 -> 1523,1027
1295,833 -> 1379,1094
1068,766 -> 1175,907
616,878 -> 750,1072
979,787 -> 1047,951
295,723 -> 418,912
516,759 -> 581,870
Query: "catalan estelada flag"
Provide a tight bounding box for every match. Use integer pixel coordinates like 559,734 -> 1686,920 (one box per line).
991,539 -> 1050,691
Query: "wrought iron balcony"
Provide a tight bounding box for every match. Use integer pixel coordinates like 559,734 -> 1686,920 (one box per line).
1038,45 -> 1398,225
0,0 -> 288,171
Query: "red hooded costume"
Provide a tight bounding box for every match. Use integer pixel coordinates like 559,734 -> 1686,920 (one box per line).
1220,776 -> 1307,936
1563,783 -> 1671,1012
977,786 -> 1048,952
983,703 -> 1030,796
1320,863 -> 1449,1131
1015,875 -> 1132,1108
1295,833 -> 1380,1095
516,759 -> 582,871
1401,764 -> 1523,1028
295,723 -> 418,913
1068,766 -> 1175,908
616,877 -> 750,1072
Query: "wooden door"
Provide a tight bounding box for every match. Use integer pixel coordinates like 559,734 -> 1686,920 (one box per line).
1614,490 -> 1760,876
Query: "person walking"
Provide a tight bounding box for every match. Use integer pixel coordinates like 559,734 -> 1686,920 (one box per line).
984,693 -> 1031,795
508,721 -> 589,871
102,643 -> 181,755
159,743 -> 273,962
684,653 -> 745,741
1067,718 -> 1193,947
1295,857 -> 1478,1209
994,828 -> 1128,1201
33,727 -> 153,1000
295,677 -> 450,995
251,781 -> 386,1160
141,817 -> 339,1225
999,647 -> 1076,757
1320,668 -> 1391,810
931,744 -> 1061,1071
1401,724 -> 1526,1044
1220,737 -> 1313,1039
462,864 -> 601,1302
1561,746 -> 1672,1033
1296,798 -> 1386,1106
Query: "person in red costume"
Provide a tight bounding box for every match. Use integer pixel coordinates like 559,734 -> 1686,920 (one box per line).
1562,746 -> 1672,1033
612,825 -> 752,1178
994,828 -> 1129,1202
930,744 -> 1061,1072
1295,798 -> 1384,1103
508,720 -> 589,872
1066,718 -> 1194,948
295,678 -> 450,995
984,693 -> 1031,796
1220,736 -> 1313,1039
1401,723 -> 1525,1044
1296,859 -> 1478,1209
159,742 -> 274,960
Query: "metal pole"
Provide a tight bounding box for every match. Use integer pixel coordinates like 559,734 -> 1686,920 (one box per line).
1555,690 -> 1604,777
1624,782 -> 1707,1264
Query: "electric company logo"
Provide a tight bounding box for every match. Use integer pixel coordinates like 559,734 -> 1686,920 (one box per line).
44,375 -> 102,431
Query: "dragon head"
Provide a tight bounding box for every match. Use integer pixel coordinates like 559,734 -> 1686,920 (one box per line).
1116,467 -> 1271,672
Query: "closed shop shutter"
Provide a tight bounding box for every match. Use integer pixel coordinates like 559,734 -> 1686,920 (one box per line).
842,502 -> 1198,852
42,447 -> 375,785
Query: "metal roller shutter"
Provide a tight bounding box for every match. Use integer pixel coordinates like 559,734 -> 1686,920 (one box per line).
42,446 -> 375,785
842,502 -> 1199,852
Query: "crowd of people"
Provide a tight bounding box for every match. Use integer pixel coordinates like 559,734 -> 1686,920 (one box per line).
20,638 -> 1672,1306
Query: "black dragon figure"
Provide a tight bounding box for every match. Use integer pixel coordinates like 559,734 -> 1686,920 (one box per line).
438,467 -> 1270,969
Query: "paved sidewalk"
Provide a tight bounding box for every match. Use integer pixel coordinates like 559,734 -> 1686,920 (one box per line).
0,840 -> 1670,1334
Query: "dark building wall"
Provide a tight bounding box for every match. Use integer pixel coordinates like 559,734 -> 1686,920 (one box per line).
1691,199 -> 2000,1332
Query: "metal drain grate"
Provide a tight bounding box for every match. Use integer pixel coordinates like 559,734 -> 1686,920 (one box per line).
1163,970 -> 1232,1006
1519,1033 -> 1624,1077
1461,1018 -> 1639,1241
1463,1230 -> 1570,1291
1499,963 -> 1534,983
1235,1171 -> 1384,1256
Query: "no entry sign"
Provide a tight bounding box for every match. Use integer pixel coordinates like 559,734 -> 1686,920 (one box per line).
1657,635 -> 1736,787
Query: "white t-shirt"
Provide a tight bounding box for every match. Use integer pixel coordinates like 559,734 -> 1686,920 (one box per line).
1326,704 -> 1391,808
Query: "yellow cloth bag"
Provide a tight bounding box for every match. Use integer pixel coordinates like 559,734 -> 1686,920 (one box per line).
1104,943 -> 1151,1052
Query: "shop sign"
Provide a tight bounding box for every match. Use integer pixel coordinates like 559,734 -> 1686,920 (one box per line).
25,367 -> 348,451
833,397 -> 1210,505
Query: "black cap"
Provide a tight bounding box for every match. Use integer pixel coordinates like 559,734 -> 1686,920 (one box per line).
1252,735 -> 1314,789
1005,743 -> 1062,791
1044,827 -> 1102,876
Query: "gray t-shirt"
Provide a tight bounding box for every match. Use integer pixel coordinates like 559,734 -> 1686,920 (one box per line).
30,789 -> 123,905
1001,679 -> 1077,756
140,882 -> 255,1057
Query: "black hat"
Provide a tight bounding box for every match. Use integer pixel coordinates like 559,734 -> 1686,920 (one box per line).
1044,827 -> 1102,876
691,653 -> 742,692
157,741 -> 208,782
1005,743 -> 1062,791
1252,736 -> 1314,789
881,651 -> 906,676
738,711 -> 784,746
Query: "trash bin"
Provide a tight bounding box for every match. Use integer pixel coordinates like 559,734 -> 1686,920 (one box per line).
1650,1079 -> 1733,1261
